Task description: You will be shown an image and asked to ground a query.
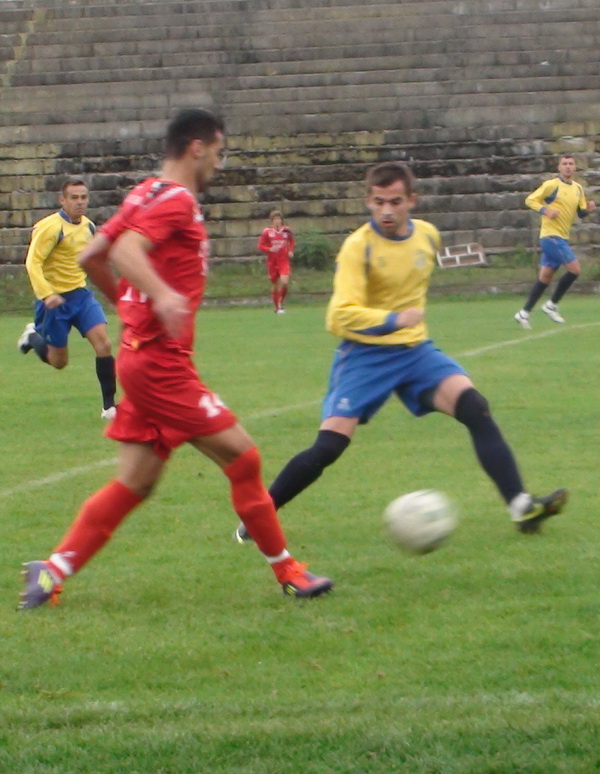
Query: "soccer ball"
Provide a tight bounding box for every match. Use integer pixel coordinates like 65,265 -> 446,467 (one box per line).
383,489 -> 457,554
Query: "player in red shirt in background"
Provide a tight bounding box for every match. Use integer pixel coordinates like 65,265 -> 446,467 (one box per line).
258,210 -> 294,313
19,109 -> 333,609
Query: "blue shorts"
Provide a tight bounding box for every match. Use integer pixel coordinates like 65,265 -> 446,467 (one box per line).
34,287 -> 107,348
322,339 -> 467,424
539,236 -> 576,270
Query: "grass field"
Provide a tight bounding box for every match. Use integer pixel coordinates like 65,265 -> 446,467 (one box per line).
2,297 -> 600,773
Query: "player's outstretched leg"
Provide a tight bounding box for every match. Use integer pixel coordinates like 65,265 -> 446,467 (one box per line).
453,389 -> 568,534
510,489 -> 568,534
224,447 -> 333,597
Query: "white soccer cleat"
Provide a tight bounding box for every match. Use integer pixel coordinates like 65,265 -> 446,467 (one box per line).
276,308 -> 286,314
17,322 -> 36,353
514,310 -> 531,330
101,406 -> 117,420
541,301 -> 565,323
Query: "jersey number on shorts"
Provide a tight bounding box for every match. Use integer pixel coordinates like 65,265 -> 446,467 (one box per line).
120,286 -> 149,303
198,393 -> 226,417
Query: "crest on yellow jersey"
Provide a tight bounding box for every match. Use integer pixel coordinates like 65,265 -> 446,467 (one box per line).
413,250 -> 429,269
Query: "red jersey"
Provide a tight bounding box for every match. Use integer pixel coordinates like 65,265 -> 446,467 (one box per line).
103,178 -> 209,354
257,226 -> 294,263
99,177 -> 159,243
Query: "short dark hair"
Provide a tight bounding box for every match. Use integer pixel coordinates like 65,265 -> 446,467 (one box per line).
366,162 -> 415,196
270,210 -> 283,220
165,108 -> 225,159
559,154 -> 575,161
61,177 -> 88,195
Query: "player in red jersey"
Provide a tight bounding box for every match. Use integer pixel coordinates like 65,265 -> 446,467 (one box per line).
258,210 -> 294,313
19,109 -> 333,609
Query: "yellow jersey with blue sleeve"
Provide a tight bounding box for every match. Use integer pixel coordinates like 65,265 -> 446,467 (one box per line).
326,218 -> 440,347
525,177 -> 589,240
25,210 -> 96,299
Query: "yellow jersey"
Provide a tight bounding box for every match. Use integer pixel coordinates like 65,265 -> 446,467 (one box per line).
25,210 -> 96,299
525,176 -> 589,240
326,218 -> 440,347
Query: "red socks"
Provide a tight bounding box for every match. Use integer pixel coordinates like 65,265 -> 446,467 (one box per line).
224,447 -> 286,557
279,285 -> 288,306
48,452 -> 286,580
49,480 -> 143,577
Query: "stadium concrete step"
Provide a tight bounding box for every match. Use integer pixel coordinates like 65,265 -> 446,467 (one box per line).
2,0 -> 599,264
7,29 -> 599,68
14,18 -> 600,55
7,34 -> 598,87
3,74 -> 598,132
7,48 -> 599,96
9,44 -> 598,80
23,8 -> 599,45
4,69 -> 597,124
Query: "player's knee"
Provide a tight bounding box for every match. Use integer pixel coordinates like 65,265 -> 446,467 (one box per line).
225,447 -> 262,483
454,388 -> 491,427
48,354 -> 68,369
133,482 -> 156,500
94,341 -> 112,357
311,430 -> 351,468
567,267 -> 580,277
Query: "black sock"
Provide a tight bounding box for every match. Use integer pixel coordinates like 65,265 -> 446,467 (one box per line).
454,388 -> 524,504
551,271 -> 577,304
523,280 -> 549,312
95,355 -> 116,409
30,332 -> 49,363
269,430 -> 351,509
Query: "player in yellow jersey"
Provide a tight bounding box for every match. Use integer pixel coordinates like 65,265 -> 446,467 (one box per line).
234,162 -> 567,540
17,178 -> 117,419
515,155 -> 596,329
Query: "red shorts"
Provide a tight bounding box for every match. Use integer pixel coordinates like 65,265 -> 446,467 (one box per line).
267,258 -> 290,283
106,341 -> 237,459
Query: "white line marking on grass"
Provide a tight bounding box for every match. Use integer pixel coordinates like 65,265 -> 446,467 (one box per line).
0,458 -> 118,500
0,402 -> 321,501
458,321 -> 600,358
3,322 -> 597,500
242,400 -> 320,421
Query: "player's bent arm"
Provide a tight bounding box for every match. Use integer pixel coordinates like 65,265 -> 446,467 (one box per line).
257,230 -> 272,254
110,230 -> 173,298
109,230 -> 189,338
525,181 -> 552,214
79,233 -> 119,304
328,247 -> 395,336
578,189 -> 594,218
24,222 -> 58,300
394,308 -> 424,329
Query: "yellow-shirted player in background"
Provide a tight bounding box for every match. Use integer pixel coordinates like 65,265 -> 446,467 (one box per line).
234,161 -> 567,541
515,154 -> 596,329
17,178 -> 117,419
